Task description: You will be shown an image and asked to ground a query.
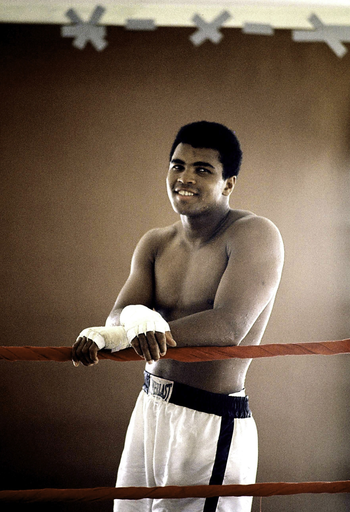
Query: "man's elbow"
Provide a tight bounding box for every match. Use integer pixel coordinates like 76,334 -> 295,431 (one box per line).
217,321 -> 243,347
209,310 -> 243,347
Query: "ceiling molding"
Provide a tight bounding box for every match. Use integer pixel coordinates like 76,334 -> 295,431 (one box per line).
0,3 -> 350,29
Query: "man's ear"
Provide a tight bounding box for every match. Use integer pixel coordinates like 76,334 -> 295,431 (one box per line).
222,176 -> 236,196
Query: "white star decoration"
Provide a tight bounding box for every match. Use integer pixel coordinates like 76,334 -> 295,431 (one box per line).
293,14 -> 350,58
58,7 -> 350,59
61,5 -> 108,51
190,11 -> 231,46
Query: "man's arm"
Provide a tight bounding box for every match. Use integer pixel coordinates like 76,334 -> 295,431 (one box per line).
106,229 -> 176,361
168,215 -> 284,348
72,229 -> 176,366
119,215 -> 283,361
105,227 -> 158,327
72,216 -> 283,365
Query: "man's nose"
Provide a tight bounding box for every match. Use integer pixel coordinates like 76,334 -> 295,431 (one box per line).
177,169 -> 196,184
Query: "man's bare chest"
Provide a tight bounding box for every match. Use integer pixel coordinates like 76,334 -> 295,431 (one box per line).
154,241 -> 229,317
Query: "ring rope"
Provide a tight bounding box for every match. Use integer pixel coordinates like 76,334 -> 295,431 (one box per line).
0,481 -> 349,502
1,341 -> 348,503
0,338 -> 349,362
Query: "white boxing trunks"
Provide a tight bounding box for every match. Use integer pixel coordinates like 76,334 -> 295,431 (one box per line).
114,371 -> 258,512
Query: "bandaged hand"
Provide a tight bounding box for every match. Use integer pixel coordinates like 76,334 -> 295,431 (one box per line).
120,305 -> 176,362
72,325 -> 130,367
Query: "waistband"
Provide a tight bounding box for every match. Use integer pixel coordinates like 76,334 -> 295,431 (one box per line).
143,371 -> 251,418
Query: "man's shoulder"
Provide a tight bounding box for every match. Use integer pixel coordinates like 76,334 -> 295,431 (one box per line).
226,210 -> 284,254
228,209 -> 282,236
137,223 -> 180,253
142,222 -> 180,242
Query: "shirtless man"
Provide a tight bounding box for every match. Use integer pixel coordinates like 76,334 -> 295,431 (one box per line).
72,121 -> 284,512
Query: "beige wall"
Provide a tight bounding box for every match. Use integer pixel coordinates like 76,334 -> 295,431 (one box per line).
0,24 -> 349,512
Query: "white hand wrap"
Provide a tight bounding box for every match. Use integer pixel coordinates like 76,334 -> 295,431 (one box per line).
77,326 -> 130,352
120,305 -> 170,344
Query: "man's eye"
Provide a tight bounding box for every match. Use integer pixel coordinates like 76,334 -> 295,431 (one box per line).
197,168 -> 211,174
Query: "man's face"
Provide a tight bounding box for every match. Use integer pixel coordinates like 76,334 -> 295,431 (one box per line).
166,143 -> 234,216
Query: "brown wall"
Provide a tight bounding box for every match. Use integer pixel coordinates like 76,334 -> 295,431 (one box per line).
0,24 -> 349,512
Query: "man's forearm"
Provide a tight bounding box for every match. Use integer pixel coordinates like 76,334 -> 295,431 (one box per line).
168,308 -> 240,348
107,305 -> 241,347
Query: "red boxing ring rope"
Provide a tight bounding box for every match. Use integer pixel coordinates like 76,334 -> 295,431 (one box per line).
0,481 -> 350,502
1,339 -> 349,503
0,338 -> 349,362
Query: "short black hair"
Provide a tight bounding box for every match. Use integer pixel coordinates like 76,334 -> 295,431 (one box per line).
169,121 -> 242,179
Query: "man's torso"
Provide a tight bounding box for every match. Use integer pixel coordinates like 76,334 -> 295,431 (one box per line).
147,209 -> 276,394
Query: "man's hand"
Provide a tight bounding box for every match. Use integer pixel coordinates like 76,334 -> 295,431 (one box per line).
119,305 -> 176,362
130,330 -> 176,363
72,336 -> 99,367
72,328 -> 176,365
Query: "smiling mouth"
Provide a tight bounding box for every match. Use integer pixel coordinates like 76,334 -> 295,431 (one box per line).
176,190 -> 197,197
